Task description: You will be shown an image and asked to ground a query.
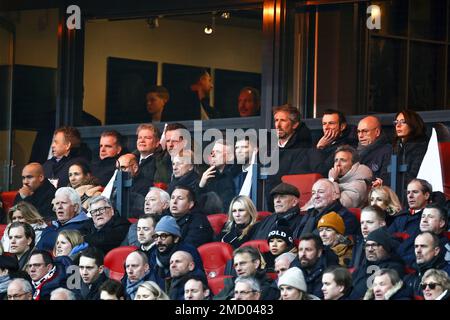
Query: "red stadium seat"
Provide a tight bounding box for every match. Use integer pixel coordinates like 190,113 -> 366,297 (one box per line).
206,214 -> 228,236
267,272 -> 278,280
257,211 -> 272,221
128,218 -> 138,224
281,173 -> 323,206
0,224 -> 7,239
348,208 -> 361,222
104,246 -> 137,281
208,275 -> 232,295
240,239 -> 270,253
198,242 -> 234,279
1,191 -> 18,214
445,232 -> 450,241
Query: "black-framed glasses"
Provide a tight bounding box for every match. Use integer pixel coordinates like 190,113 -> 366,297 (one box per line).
151,233 -> 171,241
89,206 -> 111,217
393,119 -> 407,126
420,282 -> 440,290
364,243 -> 381,250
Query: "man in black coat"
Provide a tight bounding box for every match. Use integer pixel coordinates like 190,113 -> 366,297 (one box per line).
79,196 -> 130,254
356,116 -> 392,184
252,182 -> 302,240
167,149 -> 200,196
315,109 -> 358,175
168,185 -> 213,248
91,130 -> 125,186
403,232 -> 450,298
214,246 -> 280,300
265,105 -> 315,209
42,126 -> 90,188
295,179 -> 359,238
349,228 -> 404,299
78,247 -> 108,300
290,233 -> 339,298
133,124 -> 170,186
14,163 -> 56,221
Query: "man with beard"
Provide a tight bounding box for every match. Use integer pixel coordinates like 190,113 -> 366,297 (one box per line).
290,233 -> 338,298
356,116 -> 391,186
147,215 -> 204,288
349,228 -> 404,299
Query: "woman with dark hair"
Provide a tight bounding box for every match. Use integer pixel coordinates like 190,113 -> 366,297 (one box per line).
68,162 -> 102,209
392,110 -> 429,204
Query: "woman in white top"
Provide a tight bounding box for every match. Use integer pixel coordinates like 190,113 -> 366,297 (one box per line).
1,201 -> 47,252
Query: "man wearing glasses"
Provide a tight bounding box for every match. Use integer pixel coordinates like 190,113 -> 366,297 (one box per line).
7,278 -> 33,300
26,250 -> 68,300
214,246 -> 279,300
356,115 -> 392,187
148,215 -> 204,287
79,195 -> 129,254
36,187 -> 89,251
350,228 -> 404,299
403,231 -> 450,298
233,276 -> 261,300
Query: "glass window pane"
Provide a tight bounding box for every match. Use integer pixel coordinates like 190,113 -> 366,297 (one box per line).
410,0 -> 446,41
408,42 -> 446,110
368,38 -> 407,113
83,10 -> 263,125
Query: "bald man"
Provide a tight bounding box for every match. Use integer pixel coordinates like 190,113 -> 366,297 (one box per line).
13,163 -> 56,220
356,116 -> 392,185
168,250 -> 205,300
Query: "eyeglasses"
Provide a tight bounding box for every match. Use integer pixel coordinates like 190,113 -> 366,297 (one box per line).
420,282 -> 440,290
7,292 -> 29,300
364,243 -> 381,250
393,119 -> 407,126
357,128 -> 376,135
26,263 -> 46,270
234,290 -> 256,296
151,233 -> 171,241
89,206 -> 111,217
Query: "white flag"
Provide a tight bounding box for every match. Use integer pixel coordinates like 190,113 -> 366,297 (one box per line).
239,149 -> 258,196
417,128 -> 443,192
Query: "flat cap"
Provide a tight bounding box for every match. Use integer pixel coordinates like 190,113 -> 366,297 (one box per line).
270,183 -> 300,198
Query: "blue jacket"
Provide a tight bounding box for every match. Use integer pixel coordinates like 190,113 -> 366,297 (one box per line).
388,208 -> 423,239
32,262 -> 68,300
36,212 -> 90,251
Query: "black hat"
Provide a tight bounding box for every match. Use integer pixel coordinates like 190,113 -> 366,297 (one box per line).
366,228 -> 395,253
267,219 -> 294,247
0,255 -> 19,272
270,183 -> 300,198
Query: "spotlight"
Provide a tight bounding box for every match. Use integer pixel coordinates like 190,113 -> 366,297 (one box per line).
204,25 -> 213,34
221,12 -> 230,19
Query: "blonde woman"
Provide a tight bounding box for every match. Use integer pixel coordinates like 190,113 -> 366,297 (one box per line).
368,186 -> 402,226
421,269 -> 450,300
1,202 -> 47,252
219,195 -> 259,248
53,229 -> 87,261
134,281 -> 170,300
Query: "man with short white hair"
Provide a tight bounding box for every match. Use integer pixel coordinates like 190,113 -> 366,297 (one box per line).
50,288 -> 77,300
79,195 -> 130,254
168,149 -> 200,196
233,276 -> 261,301
274,252 -> 297,278
7,278 -> 33,300
36,187 -> 89,251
